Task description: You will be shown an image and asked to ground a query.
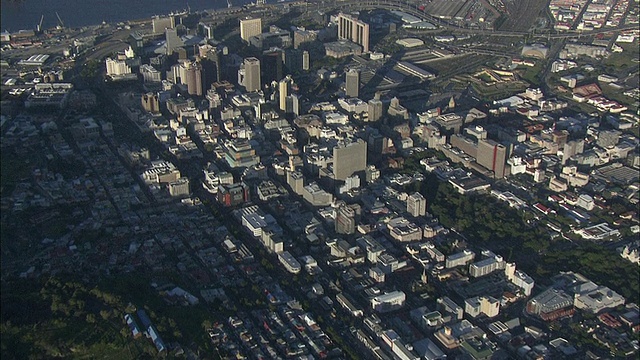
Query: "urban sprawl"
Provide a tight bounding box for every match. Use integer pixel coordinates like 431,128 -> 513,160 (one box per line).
1,0 -> 639,359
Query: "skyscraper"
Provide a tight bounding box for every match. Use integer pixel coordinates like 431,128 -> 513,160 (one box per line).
200,57 -> 218,89
333,139 -> 367,181
279,75 -> 293,111
240,17 -> 262,42
368,97 -> 383,122
302,50 -> 310,71
165,28 -> 183,55
345,69 -> 359,98
243,57 -> 261,92
407,192 -> 427,217
290,94 -> 300,116
184,62 -> 204,96
477,139 -> 508,179
337,13 -> 370,53
262,49 -> 284,84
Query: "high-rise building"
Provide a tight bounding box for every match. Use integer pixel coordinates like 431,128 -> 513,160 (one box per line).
198,22 -> 214,40
368,97 -> 383,122
200,58 -> 218,89
279,75 -> 293,111
240,17 -> 262,42
562,139 -> 584,164
184,62 -> 204,96
335,203 -> 356,235
407,192 -> 426,217
290,94 -> 300,116
202,49 -> 223,83
165,28 -> 183,55
262,49 -> 284,84
302,50 -> 310,70
140,64 -> 162,82
477,139 -> 508,179
243,57 -> 261,92
287,170 -> 304,195
129,32 -> 145,53
105,58 -> 131,76
337,13 -> 370,53
333,139 -> 367,181
345,69 -> 359,98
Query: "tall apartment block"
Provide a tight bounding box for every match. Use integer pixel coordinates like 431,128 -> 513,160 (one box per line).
407,192 -> 427,217
240,17 -> 262,42
337,13 -> 370,53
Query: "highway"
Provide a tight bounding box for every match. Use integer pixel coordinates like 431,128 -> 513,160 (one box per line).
66,0 -> 640,65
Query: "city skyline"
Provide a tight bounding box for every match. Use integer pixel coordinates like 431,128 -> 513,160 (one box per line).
1,0 -> 639,359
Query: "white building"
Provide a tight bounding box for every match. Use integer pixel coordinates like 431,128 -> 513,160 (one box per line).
407,192 -> 427,217
371,291 -> 406,312
512,270 -> 535,296
106,57 -> 132,76
445,249 -> 475,268
469,251 -> 506,278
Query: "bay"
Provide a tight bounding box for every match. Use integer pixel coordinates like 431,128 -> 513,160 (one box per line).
1,0 -> 250,32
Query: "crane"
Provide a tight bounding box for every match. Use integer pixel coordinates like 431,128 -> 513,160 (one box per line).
55,12 -> 65,29
36,15 -> 44,33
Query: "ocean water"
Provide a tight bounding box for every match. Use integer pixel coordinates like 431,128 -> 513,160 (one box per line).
1,0 -> 249,32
